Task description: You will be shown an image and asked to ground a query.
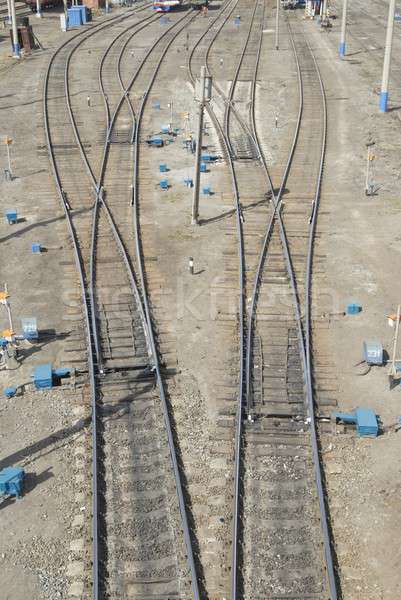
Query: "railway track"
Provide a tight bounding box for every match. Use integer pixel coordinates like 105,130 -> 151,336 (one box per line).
190,4 -> 339,599
43,6 -> 203,599
40,1 -> 341,597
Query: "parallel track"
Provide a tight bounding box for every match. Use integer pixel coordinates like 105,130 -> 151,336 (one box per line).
43,7 -> 201,599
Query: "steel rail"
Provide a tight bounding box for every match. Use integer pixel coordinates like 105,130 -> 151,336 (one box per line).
99,11 -> 161,145
187,0 -> 257,153
62,7 -> 151,371
223,0 -> 260,157
41,5 -> 164,599
187,7 -> 249,594
63,8 -> 202,596
303,36 -> 338,600
190,4 -> 337,597
65,12 -> 191,364
242,14 -> 338,600
130,11 -> 202,598
203,0 -> 260,152
245,6 -> 303,416
186,0 -> 257,146
189,5 -> 292,595
94,13 -> 197,362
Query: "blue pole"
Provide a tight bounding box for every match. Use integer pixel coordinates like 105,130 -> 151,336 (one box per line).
380,0 -> 396,112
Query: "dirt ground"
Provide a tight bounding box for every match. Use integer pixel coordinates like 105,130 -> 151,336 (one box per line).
0,9 -> 125,600
0,2 -> 401,599
304,3 -> 401,598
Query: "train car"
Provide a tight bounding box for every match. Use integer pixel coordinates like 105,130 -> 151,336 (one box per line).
190,0 -> 209,9
23,0 -> 63,10
152,0 -> 181,12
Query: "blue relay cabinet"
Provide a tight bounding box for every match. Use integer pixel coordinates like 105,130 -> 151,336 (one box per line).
33,364 -> 53,390
0,467 -> 25,498
333,408 -> 379,438
67,7 -> 83,27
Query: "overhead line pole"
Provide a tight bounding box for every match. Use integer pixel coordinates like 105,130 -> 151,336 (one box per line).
6,0 -> 11,24
380,0 -> 396,112
10,0 -> 20,59
192,65 -> 211,225
339,0 -> 348,56
275,0 -> 279,50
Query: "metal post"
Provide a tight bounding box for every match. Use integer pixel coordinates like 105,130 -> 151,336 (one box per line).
6,0 -> 12,24
169,99 -> 173,132
192,66 -> 206,225
275,0 -> 279,50
10,0 -> 20,59
36,0 -> 42,17
106,0 -> 109,13
2,283 -> 14,335
380,0 -> 396,112
365,142 -> 375,195
6,142 -> 12,177
339,0 -> 348,56
390,304 -> 401,377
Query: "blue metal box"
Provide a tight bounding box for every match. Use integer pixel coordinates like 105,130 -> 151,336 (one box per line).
201,154 -> 217,163
160,179 -> 169,190
78,6 -> 91,23
355,408 -> 378,437
203,186 -> 212,195
0,467 -> 24,498
67,7 -> 82,28
347,303 -> 362,315
53,367 -> 71,378
147,136 -> 163,147
200,162 -> 207,172
333,408 -> 379,438
159,164 -> 168,173
5,209 -> 17,224
33,363 -> 53,390
4,386 -> 17,398
32,243 -> 42,254
21,317 -> 38,340
363,341 -> 383,365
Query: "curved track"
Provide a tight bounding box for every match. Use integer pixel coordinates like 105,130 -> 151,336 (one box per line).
43,7 -> 201,599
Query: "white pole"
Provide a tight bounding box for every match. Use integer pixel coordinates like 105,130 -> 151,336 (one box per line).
365,147 -> 371,194
36,0 -> 42,17
4,284 -> 14,335
6,0 -> 12,24
380,0 -> 396,112
169,99 -> 173,132
192,66 -> 206,225
275,0 -> 279,50
6,143 -> 12,176
10,0 -> 20,59
106,0 -> 109,13
339,0 -> 348,56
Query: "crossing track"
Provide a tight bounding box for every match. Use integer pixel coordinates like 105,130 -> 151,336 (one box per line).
190,4 -> 339,598
43,5 -> 202,599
